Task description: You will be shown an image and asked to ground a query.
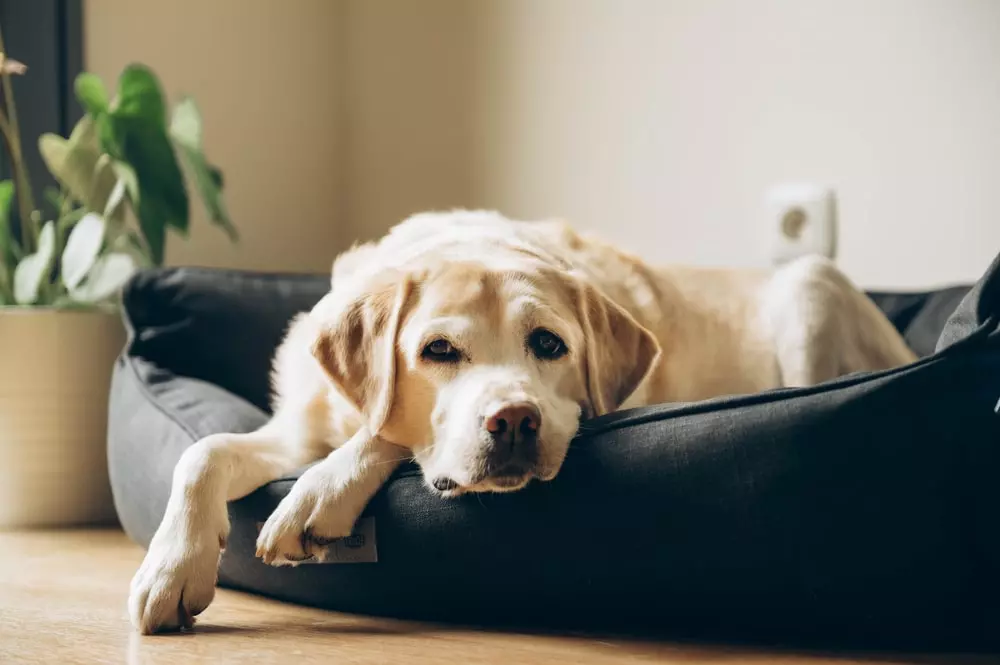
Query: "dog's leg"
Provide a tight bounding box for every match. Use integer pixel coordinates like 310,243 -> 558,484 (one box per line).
128,424 -> 305,634
765,255 -> 918,387
256,428 -> 407,566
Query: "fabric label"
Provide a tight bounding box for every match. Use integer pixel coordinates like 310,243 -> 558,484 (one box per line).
254,516 -> 378,564
316,516 -> 378,563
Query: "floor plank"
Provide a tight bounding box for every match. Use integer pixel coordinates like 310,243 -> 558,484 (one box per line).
0,529 -> 992,665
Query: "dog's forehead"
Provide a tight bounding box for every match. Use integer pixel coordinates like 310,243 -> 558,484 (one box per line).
415,262 -> 555,320
423,263 -> 498,306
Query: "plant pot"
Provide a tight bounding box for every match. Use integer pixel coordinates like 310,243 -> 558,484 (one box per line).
0,309 -> 125,527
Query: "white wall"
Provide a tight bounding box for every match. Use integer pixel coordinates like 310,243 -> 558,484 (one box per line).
87,1 -> 1000,289
343,0 -> 1000,289
84,0 -> 344,273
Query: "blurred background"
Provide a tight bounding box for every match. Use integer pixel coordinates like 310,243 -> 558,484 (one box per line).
81,0 -> 1000,288
2,6 -> 998,657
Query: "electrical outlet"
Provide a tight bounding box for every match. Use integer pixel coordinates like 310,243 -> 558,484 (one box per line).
763,183 -> 837,266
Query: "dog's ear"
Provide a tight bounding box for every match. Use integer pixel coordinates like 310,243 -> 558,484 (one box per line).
312,271 -> 413,436
577,281 -> 661,417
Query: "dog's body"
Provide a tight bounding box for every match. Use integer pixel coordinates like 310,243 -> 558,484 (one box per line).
129,210 -> 916,634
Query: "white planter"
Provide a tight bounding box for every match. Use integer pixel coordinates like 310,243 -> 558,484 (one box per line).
0,309 -> 125,527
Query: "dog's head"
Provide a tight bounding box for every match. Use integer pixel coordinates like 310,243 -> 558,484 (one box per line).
312,260 -> 660,496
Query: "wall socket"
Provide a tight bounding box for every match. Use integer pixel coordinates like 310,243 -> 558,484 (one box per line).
763,183 -> 838,266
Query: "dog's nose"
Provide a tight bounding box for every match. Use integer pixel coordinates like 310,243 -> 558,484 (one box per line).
483,403 -> 540,468
485,403 -> 540,444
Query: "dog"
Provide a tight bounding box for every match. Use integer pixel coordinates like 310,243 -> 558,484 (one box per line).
128,209 -> 917,633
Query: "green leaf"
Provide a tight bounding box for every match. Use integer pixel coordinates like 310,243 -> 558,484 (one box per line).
113,64 -> 167,122
178,146 -> 232,237
137,197 -> 168,265
38,118 -> 117,212
169,97 -> 203,147
67,113 -> 98,144
111,161 -> 140,205
170,98 -> 236,241
113,119 -> 188,240
68,252 -> 136,304
13,221 -> 56,305
0,180 -> 17,301
209,166 -> 223,189
61,212 -> 106,291
104,177 -> 128,224
89,154 -> 121,217
0,180 -> 16,264
106,104 -> 189,242
75,73 -> 109,116
38,134 -> 80,194
96,113 -> 119,159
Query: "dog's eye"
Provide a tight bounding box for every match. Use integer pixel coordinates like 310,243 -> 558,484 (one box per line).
421,338 -> 461,362
528,328 -> 567,360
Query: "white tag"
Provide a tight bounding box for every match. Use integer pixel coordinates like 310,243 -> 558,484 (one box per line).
254,516 -> 378,564
315,517 -> 378,564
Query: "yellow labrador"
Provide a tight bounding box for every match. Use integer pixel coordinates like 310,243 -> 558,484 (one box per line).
129,210 -> 916,633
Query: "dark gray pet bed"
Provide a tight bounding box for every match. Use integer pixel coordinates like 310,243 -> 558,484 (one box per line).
108,256 -> 1000,651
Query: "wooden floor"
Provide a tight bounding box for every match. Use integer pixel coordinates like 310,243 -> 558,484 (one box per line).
0,529 -> 993,665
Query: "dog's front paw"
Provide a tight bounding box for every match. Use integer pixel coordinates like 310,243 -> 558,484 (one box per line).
255,473 -> 359,566
128,523 -> 223,634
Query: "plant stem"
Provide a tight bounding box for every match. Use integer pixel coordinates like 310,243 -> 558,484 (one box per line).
0,107 -> 14,147
0,21 -> 37,254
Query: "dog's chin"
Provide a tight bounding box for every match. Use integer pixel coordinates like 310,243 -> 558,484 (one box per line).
477,473 -> 533,493
534,466 -> 560,482
428,471 -> 534,497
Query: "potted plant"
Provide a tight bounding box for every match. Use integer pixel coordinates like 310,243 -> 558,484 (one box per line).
0,29 -> 236,527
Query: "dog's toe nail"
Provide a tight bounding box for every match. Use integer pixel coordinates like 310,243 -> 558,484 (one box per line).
178,595 -> 194,631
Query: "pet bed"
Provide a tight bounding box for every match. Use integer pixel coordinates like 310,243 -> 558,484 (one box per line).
108,258 -> 999,650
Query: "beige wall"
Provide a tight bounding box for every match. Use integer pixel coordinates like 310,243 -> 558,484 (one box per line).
84,0 -> 344,273
340,1 -> 479,248
87,1 -> 1000,289
343,0 -> 1000,289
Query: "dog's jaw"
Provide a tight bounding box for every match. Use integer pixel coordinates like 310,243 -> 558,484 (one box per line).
426,472 -> 535,497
